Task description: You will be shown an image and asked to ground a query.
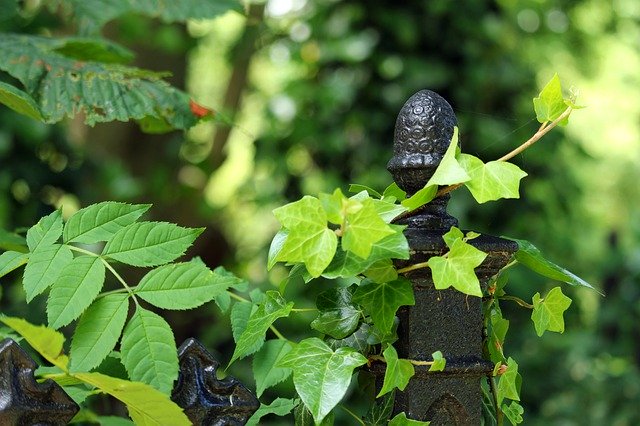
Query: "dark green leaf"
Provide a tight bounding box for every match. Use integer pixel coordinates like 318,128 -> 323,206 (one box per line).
54,37 -> 135,64
353,278 -> 414,335
487,310 -> 509,363
230,301 -> 253,342
246,397 -> 298,426
294,403 -> 334,426
364,391 -> 395,425
0,229 -> 27,252
388,412 -> 430,425
0,81 -> 43,120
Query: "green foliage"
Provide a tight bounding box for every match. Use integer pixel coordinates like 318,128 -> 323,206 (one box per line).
497,357 -> 521,406
378,344 -> 414,396
246,397 -> 298,426
388,412 -> 431,425
63,202 -> 150,244
252,339 -> 293,397
0,81 -> 43,120
310,287 -> 361,339
428,351 -> 446,372
533,73 -> 567,124
353,278 -> 414,335
458,155 -> 528,203
0,316 -> 69,370
364,391 -> 395,425
531,287 -> 572,337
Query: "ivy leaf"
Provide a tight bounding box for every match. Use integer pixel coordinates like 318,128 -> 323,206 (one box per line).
0,316 -> 69,370
311,287 -> 361,339
230,291 -> 293,365
389,412 -> 431,425
401,185 -> 437,211
378,345 -> 414,397
22,244 -> 73,302
63,202 -> 151,244
69,294 -> 129,372
353,278 -> 415,335
533,73 -> 567,125
294,403 -> 334,426
506,238 -> 599,293
502,401 -> 525,425
0,80 -> 43,120
497,357 -> 521,405
458,154 -> 528,203
0,251 -> 28,278
278,338 -> 367,424
319,189 -> 345,225
246,397 -> 298,426
325,322 -> 377,353
253,340 -> 293,397
371,198 -> 407,223
134,259 -> 240,310
120,307 -> 178,394
272,196 -> 337,277
383,182 -> 406,200
364,259 -> 398,283
26,210 -> 63,251
364,391 -> 395,425
267,230 -> 288,270
488,310 -> 509,363
348,184 -> 382,198
531,287 -> 572,337
73,372 -> 190,425
427,127 -> 470,187
103,221 -> 203,267
429,351 -> 446,372
342,198 -> 395,259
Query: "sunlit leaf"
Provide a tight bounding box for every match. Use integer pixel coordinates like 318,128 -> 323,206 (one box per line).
531,287 -> 572,337
0,251 -> 28,278
246,398 -> 298,426
0,316 -> 68,370
496,357 -> 521,406
63,202 -> 150,244
26,210 -> 63,251
342,198 -> 395,259
533,73 -> 567,124
458,154 -> 528,203
502,401 -> 524,425
428,351 -> 446,372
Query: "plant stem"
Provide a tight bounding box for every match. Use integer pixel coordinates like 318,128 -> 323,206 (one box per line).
227,291 -> 250,304
291,308 -> 318,313
501,295 -> 534,309
368,354 -> 436,367
397,261 -> 430,274
96,288 -> 128,299
269,324 -> 287,340
340,405 -> 365,425
490,375 -> 504,426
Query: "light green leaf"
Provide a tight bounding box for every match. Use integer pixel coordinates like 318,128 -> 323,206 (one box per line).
488,310 -> 509,363
458,154 -> 528,203
342,198 -> 395,259
230,291 -> 293,364
383,182 -> 406,200
353,278 -> 415,335
70,294 -> 129,372
26,210 -> 63,251
389,412 -> 431,425
279,337 -> 367,424
73,372 -> 189,425
531,287 -> 572,337
120,307 -> 178,394
0,81 -> 43,120
371,198 -> 407,223
94,416 -> 135,426
533,73 -> 567,124
230,301 -> 254,342
506,238 -> 599,293
267,230 -> 288,270
426,127 -> 470,187
364,259 -> 398,283
442,227 -> 464,247
253,340 -> 293,397
319,188 -> 346,225
401,185 -> 437,211
502,401 -> 524,425
348,184 -> 382,198
273,196 -> 338,277
23,244 -> 73,302
246,398 -> 298,426
497,357 -> 521,405
0,316 -> 69,370
47,255 -> 106,329
134,259 -> 240,310
378,345 -> 414,397
63,202 -> 151,244
428,351 -> 446,372
311,287 -> 361,339
61,385 -> 95,405
103,221 -> 204,267
0,251 -> 28,278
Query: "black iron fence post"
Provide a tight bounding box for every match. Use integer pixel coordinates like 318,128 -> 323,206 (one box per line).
387,90 -> 518,424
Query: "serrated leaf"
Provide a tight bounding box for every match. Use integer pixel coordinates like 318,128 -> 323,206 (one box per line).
253,340 -> 293,397
353,278 -> 415,335
103,221 -> 203,267
120,307 -> 178,394
496,357 -> 521,405
311,287 -> 361,339
0,251 -> 28,278
70,294 -> 129,372
26,210 -> 63,251
389,412 -> 431,425
63,202 -> 151,244
73,372 -> 189,425
279,338 -> 367,424
23,244 -> 73,302
378,345 -> 414,397
342,198 -> 395,259
0,81 -> 43,120
502,401 -> 524,425
230,291 -> 293,365
134,259 -> 240,310
506,238 -> 599,293
458,154 -> 528,203
533,73 -> 567,124
428,351 -> 446,372
246,397 -> 298,426
47,255 -> 106,329
531,287 -> 572,337
230,301 -> 253,342
0,316 -> 68,370
364,391 -> 395,425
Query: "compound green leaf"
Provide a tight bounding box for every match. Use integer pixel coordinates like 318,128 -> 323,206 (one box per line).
278,338 -> 367,424
426,127 -> 470,187
70,294 -> 129,372
23,244 -> 73,302
73,372 -> 189,425
0,316 -> 69,370
0,251 -> 28,278
353,278 -> 415,335
63,202 -> 151,244
458,154 -> 528,203
533,73 -> 567,124
496,357 -> 521,405
135,259 -> 240,310
26,210 -> 63,251
342,198 -> 395,259
388,412 -> 431,425
120,307 -> 178,394
253,340 -> 293,397
0,81 -> 43,120
378,345 -> 414,397
230,291 -> 293,365
531,287 -> 572,336
103,221 -> 203,267
47,256 -> 106,329
502,401 -> 524,425
246,397 -> 298,426
429,351 -> 446,372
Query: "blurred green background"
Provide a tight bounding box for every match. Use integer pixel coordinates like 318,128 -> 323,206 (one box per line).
1,0 -> 639,424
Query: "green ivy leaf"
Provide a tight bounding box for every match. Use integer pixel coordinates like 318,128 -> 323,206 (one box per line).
311,287 -> 361,339
246,397 -> 298,426
389,412 -> 431,425
26,210 -> 63,251
353,278 -> 415,335
383,183 -> 406,200
272,196 -> 338,277
230,291 -> 293,364
120,307 -> 178,394
502,401 -> 525,425
294,403 -> 334,426
506,238 -> 599,293
533,73 -> 567,124
253,340 -> 293,397
429,351 -> 446,372
0,80 -> 43,120
378,345 -> 414,397
325,322 -> 377,353
364,391 -> 395,425
342,198 -> 395,259
458,154 -> 528,203
371,198 -> 407,223
69,294 -> 129,372
63,202 -> 151,244
497,357 -> 521,405
0,316 -> 69,370
487,310 -> 509,363
428,127 -> 470,186
531,287 -> 572,337
348,184 -> 382,198
23,244 -> 73,302
364,259 -> 398,283
103,221 -> 203,267
0,251 -> 28,278
47,256 -> 106,329
279,337 -> 367,424
401,185 -> 437,211
73,372 -> 189,425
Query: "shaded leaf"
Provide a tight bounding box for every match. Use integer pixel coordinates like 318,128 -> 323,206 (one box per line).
246,397 -> 298,426
458,154 -> 528,203
54,37 -> 134,64
23,244 -> 73,302
0,251 -> 28,278
531,287 -> 572,337
63,202 -> 150,244
389,412 -> 430,425
364,391 -> 395,425
353,278 -> 414,335
0,229 -> 27,252
378,345 -> 414,397
253,340 -> 293,397
230,301 -> 254,342
311,287 -> 361,339
0,81 -> 43,120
